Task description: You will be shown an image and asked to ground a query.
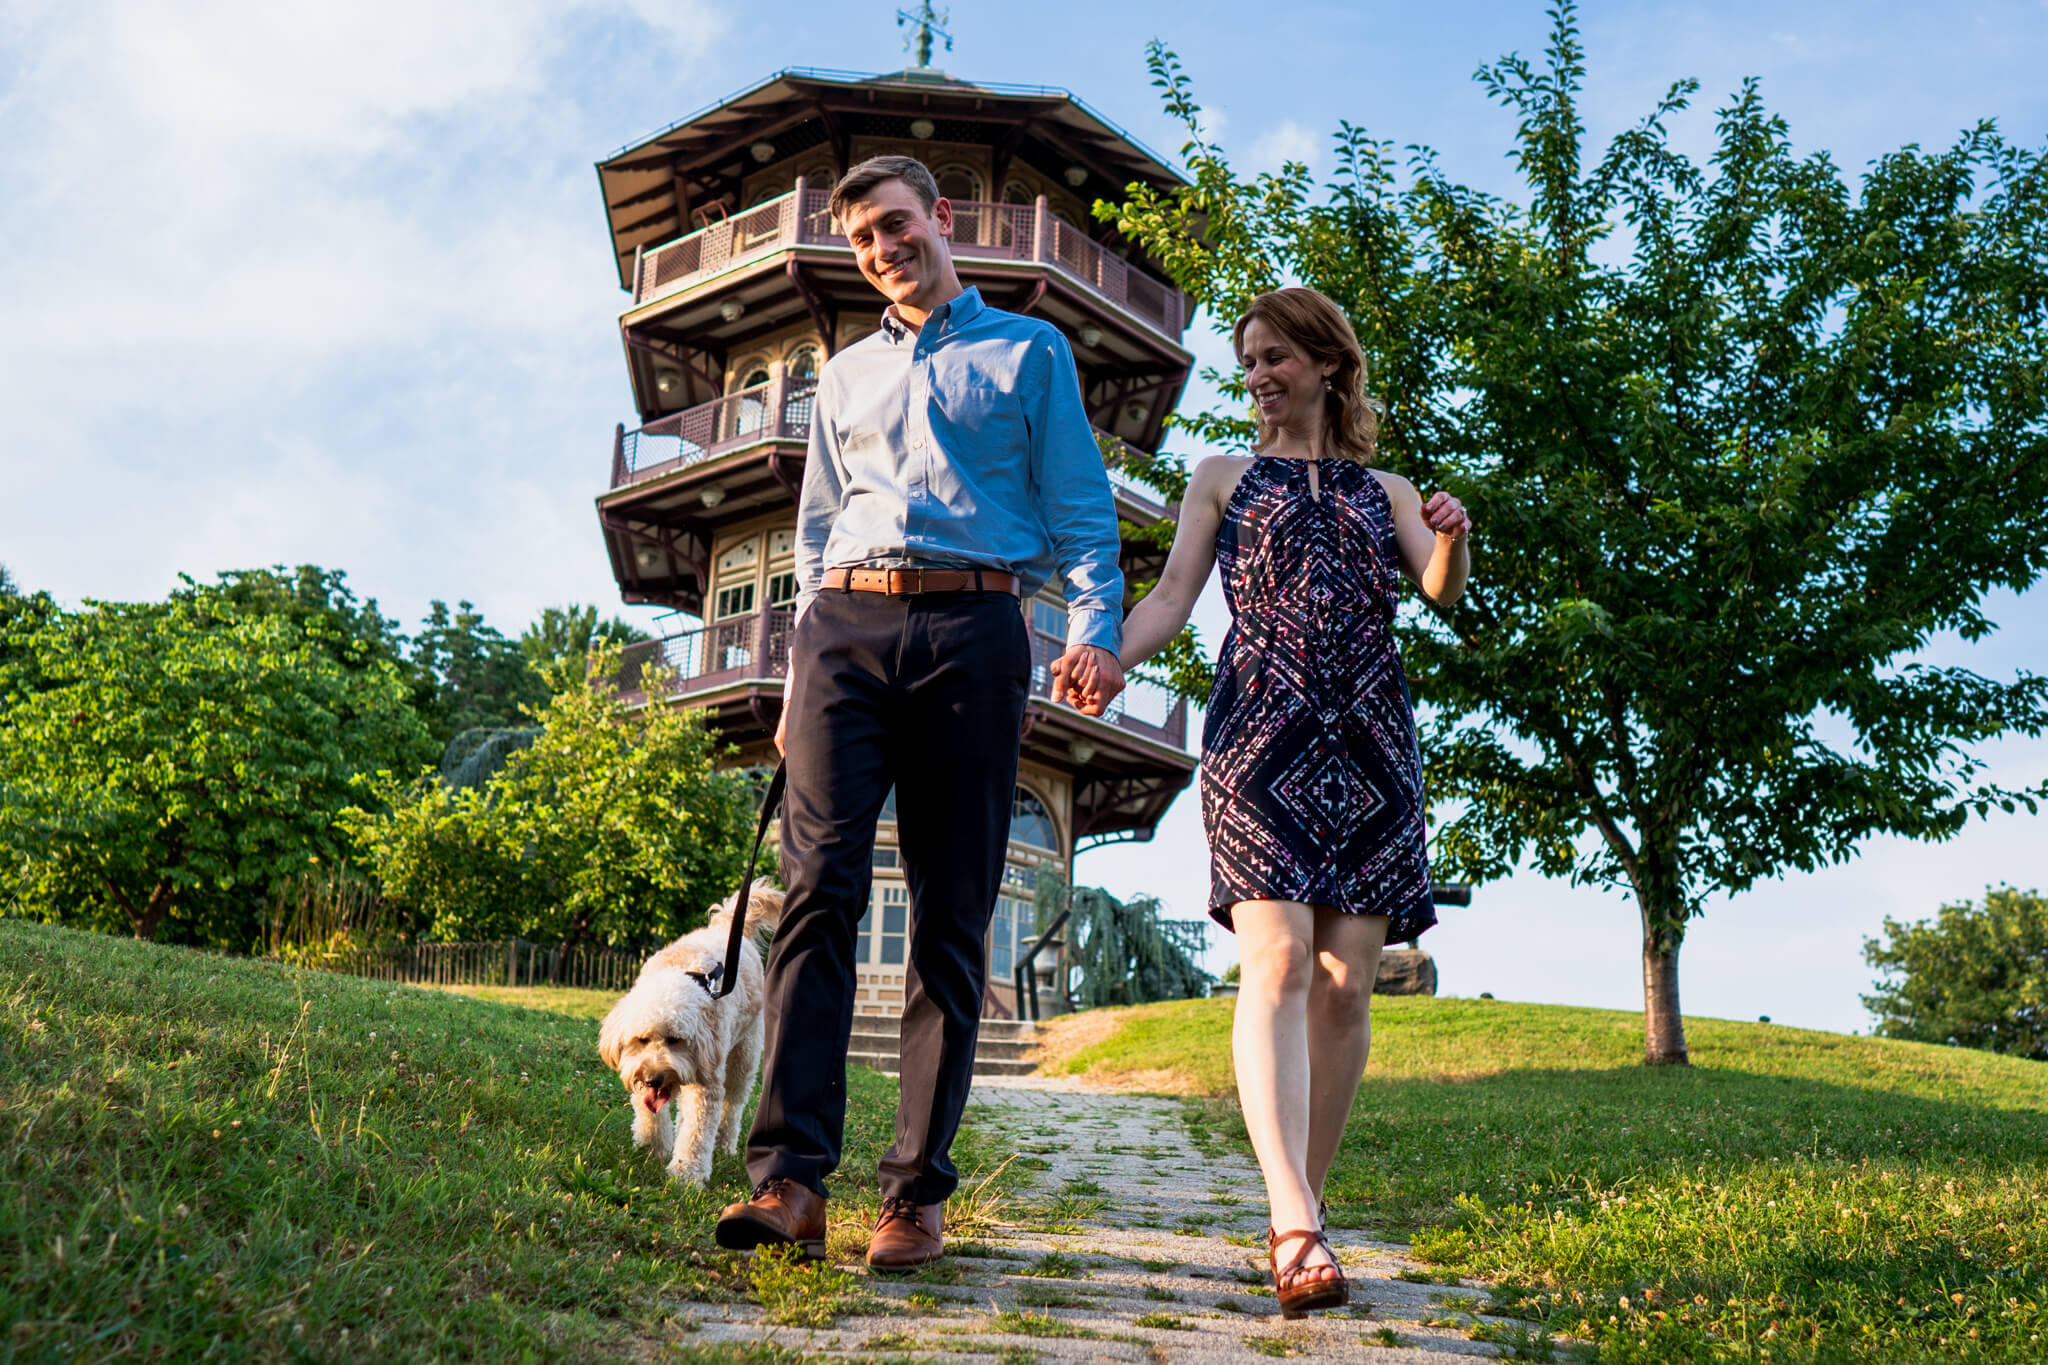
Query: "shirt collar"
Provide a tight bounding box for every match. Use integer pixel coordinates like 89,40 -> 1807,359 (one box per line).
880,286 -> 985,343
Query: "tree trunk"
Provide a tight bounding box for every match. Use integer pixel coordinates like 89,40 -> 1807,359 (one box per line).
1640,923 -> 1690,1065
106,878 -> 175,941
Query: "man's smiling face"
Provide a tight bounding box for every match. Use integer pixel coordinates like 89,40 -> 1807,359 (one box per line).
841,176 -> 955,314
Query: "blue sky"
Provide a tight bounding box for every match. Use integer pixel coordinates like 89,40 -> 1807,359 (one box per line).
3,0 -> 2044,1035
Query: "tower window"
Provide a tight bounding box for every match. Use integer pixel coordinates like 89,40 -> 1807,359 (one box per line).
1010,787 -> 1058,851
714,582 -> 756,620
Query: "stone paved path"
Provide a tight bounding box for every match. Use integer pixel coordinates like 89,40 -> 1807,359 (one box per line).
669,1076 -> 1550,1362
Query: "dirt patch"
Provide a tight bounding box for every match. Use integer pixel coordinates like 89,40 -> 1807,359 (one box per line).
1029,1013 -> 1203,1094
1028,1009 -> 1127,1073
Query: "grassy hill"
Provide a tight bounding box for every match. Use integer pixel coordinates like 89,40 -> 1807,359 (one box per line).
1043,995 -> 2048,1363
0,919 -> 915,1361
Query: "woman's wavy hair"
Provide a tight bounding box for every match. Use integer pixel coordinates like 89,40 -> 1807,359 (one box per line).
1232,288 -> 1382,464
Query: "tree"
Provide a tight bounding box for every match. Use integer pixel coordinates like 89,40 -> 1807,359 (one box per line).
1033,868 -> 1213,1008
0,574 -> 58,706
409,599 -> 549,745
520,604 -> 650,676
1863,886 -> 2048,1059
0,596 -> 433,945
342,646 -> 756,951
171,565 -> 411,677
1113,4 -> 2048,1062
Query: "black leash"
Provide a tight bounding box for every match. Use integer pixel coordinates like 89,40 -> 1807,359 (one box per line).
715,760 -> 786,999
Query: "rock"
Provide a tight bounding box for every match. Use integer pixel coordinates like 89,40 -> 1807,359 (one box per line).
1375,948 -> 1438,996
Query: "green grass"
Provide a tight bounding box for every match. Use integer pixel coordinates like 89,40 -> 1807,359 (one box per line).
430,983 -> 616,1020
0,919 -> 1009,1360
984,1309 -> 1095,1339
1049,994 -> 2048,1364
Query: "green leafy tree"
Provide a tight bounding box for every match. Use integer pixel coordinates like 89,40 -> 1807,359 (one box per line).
342,647 -> 755,951
1112,5 -> 2048,1062
1863,886 -> 2048,1059
410,599 -> 548,744
519,604 -> 650,677
0,574 -> 58,706
0,597 -> 432,944
1032,868 -> 1212,1007
171,566 -> 410,677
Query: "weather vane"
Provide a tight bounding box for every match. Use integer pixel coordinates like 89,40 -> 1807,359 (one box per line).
896,1 -> 953,68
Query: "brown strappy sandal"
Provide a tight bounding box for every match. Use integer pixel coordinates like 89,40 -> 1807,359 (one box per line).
1268,1225 -> 1349,1318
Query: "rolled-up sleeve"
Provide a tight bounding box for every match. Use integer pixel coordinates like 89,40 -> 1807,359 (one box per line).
1027,329 -> 1125,653
793,378 -> 844,622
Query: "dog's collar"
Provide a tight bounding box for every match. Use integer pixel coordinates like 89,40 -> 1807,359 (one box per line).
685,964 -> 724,994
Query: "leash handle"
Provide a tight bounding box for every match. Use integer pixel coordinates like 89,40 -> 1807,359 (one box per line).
716,760 -> 786,998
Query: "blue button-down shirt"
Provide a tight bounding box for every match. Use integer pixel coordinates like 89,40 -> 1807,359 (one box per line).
795,287 -> 1124,653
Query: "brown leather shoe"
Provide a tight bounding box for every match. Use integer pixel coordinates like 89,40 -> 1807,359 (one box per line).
715,1177 -> 827,1259
865,1196 -> 944,1272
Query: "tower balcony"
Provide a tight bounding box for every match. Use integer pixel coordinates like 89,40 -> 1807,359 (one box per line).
618,605 -> 1186,751
615,604 -> 1195,844
606,374 -> 1170,512
598,379 -> 1177,616
627,185 -> 1188,349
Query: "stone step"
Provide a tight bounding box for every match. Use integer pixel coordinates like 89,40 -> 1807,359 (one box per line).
846,1031 -> 1039,1062
844,1014 -> 1039,1080
849,1056 -> 1043,1080
848,1020 -> 1036,1038
966,1056 -> 1040,1077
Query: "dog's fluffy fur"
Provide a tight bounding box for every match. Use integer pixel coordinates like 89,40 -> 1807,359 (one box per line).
597,887 -> 784,1184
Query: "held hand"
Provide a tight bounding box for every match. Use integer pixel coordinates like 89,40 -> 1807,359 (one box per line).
774,703 -> 789,757
1059,644 -> 1125,717
1423,491 -> 1472,541
1048,652 -> 1081,708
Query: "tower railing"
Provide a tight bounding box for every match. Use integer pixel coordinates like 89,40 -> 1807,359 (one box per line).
631,187 -> 1186,338
612,375 -> 819,485
619,605 -> 1187,751
618,606 -> 798,700
612,386 -> 1164,515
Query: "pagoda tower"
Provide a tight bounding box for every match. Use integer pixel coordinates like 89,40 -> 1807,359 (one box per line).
590,49 -> 1202,1017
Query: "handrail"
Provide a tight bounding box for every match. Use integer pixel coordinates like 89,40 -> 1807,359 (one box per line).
613,375 -> 818,486
1013,900 -> 1071,1024
632,186 -> 1186,337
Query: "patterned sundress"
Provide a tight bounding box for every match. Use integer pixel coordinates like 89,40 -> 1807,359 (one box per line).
1200,455 -> 1436,941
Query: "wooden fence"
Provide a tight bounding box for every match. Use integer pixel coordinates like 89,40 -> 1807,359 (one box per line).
318,939 -> 647,993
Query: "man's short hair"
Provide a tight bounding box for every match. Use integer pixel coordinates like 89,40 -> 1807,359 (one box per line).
829,155 -> 942,222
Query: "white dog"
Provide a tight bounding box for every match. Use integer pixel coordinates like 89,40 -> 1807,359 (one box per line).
597,886 -> 784,1184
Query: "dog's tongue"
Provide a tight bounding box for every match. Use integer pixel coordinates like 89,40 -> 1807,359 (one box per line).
643,1092 -> 664,1113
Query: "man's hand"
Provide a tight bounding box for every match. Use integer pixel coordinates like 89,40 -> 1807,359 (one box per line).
774,701 -> 789,756
1049,644 -> 1125,717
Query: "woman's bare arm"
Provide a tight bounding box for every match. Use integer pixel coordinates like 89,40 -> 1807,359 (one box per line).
1118,456 -> 1246,671
1373,470 -> 1471,607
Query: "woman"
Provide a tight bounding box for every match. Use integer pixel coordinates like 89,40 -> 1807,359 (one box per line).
1116,287 -> 1469,1315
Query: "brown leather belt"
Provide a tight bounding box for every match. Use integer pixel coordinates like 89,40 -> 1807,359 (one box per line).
822,566 -> 1021,597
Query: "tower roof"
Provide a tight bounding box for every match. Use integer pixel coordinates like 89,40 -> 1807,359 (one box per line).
594,67 -> 1188,291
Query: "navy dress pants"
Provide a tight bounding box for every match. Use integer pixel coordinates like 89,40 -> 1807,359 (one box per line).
746,587 -> 1030,1204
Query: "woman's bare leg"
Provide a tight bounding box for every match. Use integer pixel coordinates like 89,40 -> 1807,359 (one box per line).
1304,910 -> 1389,1208
1231,899 -> 1338,1281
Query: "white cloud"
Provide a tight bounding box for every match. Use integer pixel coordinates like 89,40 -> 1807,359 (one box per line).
0,0 -> 725,626
1245,118 -> 1322,174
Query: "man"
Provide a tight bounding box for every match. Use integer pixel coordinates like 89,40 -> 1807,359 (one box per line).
713,155 -> 1126,1270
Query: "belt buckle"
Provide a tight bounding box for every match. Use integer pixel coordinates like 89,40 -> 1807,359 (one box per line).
896,566 -> 925,596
